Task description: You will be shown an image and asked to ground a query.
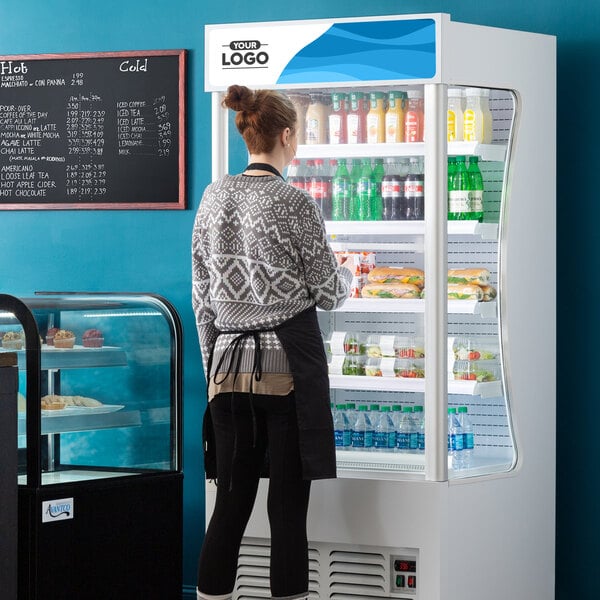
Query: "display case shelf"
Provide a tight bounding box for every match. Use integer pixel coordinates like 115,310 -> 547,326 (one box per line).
2,345 -> 128,371
328,298 -> 497,317
326,220 -> 498,239
296,141 -> 507,162
328,374 -> 502,398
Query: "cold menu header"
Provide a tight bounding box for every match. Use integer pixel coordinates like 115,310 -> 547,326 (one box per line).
0,50 -> 185,209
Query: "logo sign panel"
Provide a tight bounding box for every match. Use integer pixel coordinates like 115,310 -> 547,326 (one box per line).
42,497 -> 74,523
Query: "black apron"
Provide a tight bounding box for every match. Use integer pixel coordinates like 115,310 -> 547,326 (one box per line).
202,306 -> 336,481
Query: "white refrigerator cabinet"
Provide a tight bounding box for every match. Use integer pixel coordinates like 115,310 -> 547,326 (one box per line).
204,13 -> 555,600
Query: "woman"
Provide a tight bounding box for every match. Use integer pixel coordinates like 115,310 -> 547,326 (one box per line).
192,84 -> 353,600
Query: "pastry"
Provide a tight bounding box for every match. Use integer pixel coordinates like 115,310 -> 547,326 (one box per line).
53,329 -> 75,348
82,328 -> 104,348
2,330 -> 24,350
41,396 -> 66,410
42,394 -> 103,408
46,327 -> 59,346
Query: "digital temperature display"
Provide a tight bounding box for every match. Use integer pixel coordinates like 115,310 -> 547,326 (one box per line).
394,559 -> 417,572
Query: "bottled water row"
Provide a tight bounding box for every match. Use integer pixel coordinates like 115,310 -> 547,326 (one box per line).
333,402 -> 475,469
332,403 -> 425,453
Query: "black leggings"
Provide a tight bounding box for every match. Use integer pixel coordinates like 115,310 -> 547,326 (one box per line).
197,392 -> 311,598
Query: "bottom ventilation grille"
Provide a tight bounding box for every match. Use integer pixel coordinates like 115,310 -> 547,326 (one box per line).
233,538 -> 418,600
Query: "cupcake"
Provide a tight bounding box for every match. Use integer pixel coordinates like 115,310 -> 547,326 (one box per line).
2,331 -> 24,350
46,327 -> 59,346
82,328 -> 104,348
53,329 -> 75,349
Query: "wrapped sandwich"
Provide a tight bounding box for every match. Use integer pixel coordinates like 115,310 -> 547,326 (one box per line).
479,285 -> 497,302
447,268 -> 490,286
367,266 -> 425,289
361,282 -> 422,299
447,284 -> 484,301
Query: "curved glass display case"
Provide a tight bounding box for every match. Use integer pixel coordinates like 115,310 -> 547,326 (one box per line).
0,292 -> 183,599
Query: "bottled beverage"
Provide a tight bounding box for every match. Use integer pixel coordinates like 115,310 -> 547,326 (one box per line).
329,92 -> 348,145
404,157 -> 424,220
382,158 -> 400,221
331,159 -> 350,221
347,91 -> 368,144
288,93 -> 310,146
391,404 -> 403,444
447,88 -> 465,142
413,405 -> 425,453
334,403 -> 351,448
308,158 -> 327,213
448,407 -> 464,469
351,405 -> 374,451
305,93 -> 329,145
345,402 -> 357,437
348,158 -> 363,220
374,405 -> 395,451
457,406 -> 474,468
287,159 -> 306,191
371,158 -> 385,221
396,406 -> 416,452
467,155 -> 484,221
397,158 -> 410,220
404,89 -> 424,142
463,88 -> 486,143
447,155 -> 471,220
322,159 -> 336,220
357,159 -> 373,221
480,89 -> 493,144
367,91 -> 386,144
385,90 -> 406,143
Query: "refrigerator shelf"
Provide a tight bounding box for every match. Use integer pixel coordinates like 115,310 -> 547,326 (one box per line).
296,141 -> 507,162
329,374 -> 502,398
326,220 -> 498,239
329,298 -> 497,317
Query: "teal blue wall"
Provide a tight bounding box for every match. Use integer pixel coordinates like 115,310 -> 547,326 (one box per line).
0,0 -> 591,597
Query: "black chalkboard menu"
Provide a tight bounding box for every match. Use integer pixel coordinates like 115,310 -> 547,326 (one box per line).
0,50 -> 185,209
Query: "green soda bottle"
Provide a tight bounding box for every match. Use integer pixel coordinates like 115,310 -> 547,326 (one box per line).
448,155 -> 471,220
331,159 -> 350,221
371,158 -> 385,220
467,155 -> 484,221
348,158 -> 362,220
357,158 -> 373,221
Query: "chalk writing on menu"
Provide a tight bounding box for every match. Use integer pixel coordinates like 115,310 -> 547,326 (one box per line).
0,51 -> 185,209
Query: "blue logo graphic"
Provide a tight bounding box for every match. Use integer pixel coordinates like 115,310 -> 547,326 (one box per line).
278,19 -> 436,84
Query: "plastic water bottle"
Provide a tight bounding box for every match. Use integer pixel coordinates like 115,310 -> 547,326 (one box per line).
345,402 -> 356,443
396,406 -> 417,453
391,404 -> 403,448
334,404 -> 351,449
447,407 -> 464,469
457,406 -> 474,468
413,405 -> 425,453
374,405 -> 395,451
351,405 -> 373,451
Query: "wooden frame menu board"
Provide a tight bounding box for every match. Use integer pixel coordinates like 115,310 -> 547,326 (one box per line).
0,50 -> 185,210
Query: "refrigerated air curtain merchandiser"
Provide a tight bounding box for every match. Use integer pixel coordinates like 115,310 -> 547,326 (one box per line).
204,14 -> 555,600
0,293 -> 183,600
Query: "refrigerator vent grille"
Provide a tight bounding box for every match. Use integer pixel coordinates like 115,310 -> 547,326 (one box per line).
235,539 -> 414,599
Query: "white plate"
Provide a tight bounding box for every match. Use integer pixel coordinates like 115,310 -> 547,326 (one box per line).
40,404 -> 125,417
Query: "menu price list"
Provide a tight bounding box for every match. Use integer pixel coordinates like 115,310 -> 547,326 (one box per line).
0,52 -> 184,208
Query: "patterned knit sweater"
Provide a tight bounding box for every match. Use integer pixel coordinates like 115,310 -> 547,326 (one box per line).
192,173 -> 353,376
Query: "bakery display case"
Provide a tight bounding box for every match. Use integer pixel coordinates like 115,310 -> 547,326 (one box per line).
0,292 -> 183,600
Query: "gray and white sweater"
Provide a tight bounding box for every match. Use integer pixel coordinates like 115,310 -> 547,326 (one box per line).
192,173 -> 353,376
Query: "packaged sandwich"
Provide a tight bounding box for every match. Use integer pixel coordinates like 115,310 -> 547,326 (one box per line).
447,284 -> 484,301
367,266 -> 425,289
361,282 -> 422,299
479,284 -> 497,302
447,268 -> 490,286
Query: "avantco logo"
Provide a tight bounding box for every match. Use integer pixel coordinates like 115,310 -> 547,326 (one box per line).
42,497 -> 74,523
221,40 -> 269,69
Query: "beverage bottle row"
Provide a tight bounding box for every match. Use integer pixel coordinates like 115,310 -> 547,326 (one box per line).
287,156 -> 425,222
332,403 -> 425,453
448,406 -> 475,469
447,87 -> 493,144
290,89 -> 425,147
447,155 -> 484,221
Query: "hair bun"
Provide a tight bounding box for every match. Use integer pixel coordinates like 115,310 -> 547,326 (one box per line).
222,84 -> 255,112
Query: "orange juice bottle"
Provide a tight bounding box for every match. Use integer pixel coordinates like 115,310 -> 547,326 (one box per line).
367,92 -> 386,144
385,90 -> 406,143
